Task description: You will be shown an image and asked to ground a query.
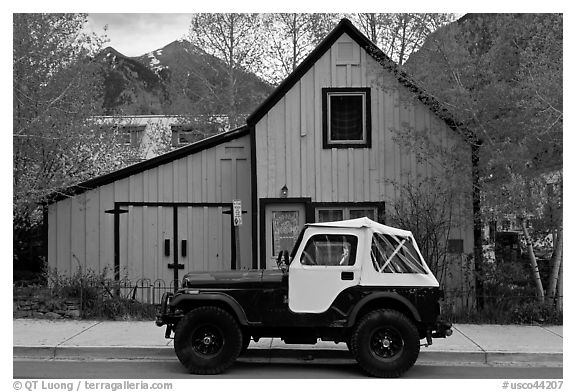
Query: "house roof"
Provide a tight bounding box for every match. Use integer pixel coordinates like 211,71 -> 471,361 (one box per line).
246,18 -> 476,143
45,125 -> 250,204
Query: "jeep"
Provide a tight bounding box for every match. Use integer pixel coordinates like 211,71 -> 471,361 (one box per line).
156,217 -> 452,377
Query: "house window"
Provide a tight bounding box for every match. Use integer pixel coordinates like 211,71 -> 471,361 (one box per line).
315,205 -> 378,223
115,125 -> 145,147
322,88 -> 371,148
171,124 -> 220,147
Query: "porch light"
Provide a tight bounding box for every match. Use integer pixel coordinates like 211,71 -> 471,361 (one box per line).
281,185 -> 288,198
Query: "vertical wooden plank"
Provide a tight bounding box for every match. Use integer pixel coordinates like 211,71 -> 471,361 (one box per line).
47,205 -> 57,272
70,194 -> 86,270
360,47 -> 367,86
331,41 -> 337,86
221,159 -> 232,202
255,121 -> 267,199
265,113 -> 275,198
368,71 -> 379,200
114,180 -> 129,279
336,149 -> 348,202
336,65 -> 347,86
393,81 -> 402,198
215,207 -> 223,270
348,148 -> 354,201
331,148 -> 338,201
201,150 -> 208,201
147,167 -> 158,202
56,198 -> 72,274
99,184 -> 114,273
84,190 -> 100,272
178,157 -> 188,202
190,154 -> 202,202
177,207 -> 188,274
190,207 -> 204,271
300,71 -> 315,197
285,87 -> 295,196
236,158 -> 251,268
203,207 -> 211,270
314,52 -> 332,201
132,206 -> 145,280
215,146 -> 223,203
275,100 -> 286,196
354,151 -> 364,201
383,75 -> 395,201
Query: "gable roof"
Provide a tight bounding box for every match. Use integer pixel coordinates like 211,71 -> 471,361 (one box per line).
246,18 -> 476,143
45,125 -> 250,204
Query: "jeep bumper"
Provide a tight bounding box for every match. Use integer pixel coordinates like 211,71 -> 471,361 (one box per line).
155,292 -> 183,338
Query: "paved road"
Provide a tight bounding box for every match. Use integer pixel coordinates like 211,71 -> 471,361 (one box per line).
14,359 -> 563,379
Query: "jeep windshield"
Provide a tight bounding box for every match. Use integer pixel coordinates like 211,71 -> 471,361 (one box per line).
370,233 -> 427,274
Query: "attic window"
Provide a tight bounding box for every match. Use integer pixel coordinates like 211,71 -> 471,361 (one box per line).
322,88 -> 371,148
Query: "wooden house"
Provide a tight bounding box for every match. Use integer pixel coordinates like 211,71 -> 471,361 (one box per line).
46,19 -> 477,295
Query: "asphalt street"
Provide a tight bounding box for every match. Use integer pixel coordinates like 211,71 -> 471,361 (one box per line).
13,359 -> 563,379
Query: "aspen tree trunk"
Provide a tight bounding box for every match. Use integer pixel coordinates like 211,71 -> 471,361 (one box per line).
555,259 -> 562,311
521,218 -> 545,302
546,222 -> 562,305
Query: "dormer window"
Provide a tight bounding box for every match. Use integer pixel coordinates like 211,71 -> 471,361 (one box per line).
322,87 -> 371,148
115,125 -> 145,147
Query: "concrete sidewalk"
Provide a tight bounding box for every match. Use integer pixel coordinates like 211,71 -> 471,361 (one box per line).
12,319 -> 563,367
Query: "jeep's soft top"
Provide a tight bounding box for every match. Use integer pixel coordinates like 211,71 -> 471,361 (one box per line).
306,217 -> 413,237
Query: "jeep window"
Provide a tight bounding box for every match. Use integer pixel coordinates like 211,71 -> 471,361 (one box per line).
371,233 -> 426,274
301,234 -> 358,266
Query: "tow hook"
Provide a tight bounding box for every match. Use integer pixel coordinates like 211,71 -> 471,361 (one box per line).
421,331 -> 433,347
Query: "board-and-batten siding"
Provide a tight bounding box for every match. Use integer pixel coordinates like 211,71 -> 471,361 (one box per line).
255,33 -> 473,252
48,134 -> 252,281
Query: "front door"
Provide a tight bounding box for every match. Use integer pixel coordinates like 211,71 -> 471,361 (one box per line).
264,203 -> 306,269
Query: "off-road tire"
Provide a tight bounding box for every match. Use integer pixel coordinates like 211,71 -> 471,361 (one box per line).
174,306 -> 243,374
351,309 -> 420,378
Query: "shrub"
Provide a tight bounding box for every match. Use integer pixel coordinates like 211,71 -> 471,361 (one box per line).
42,267 -> 157,320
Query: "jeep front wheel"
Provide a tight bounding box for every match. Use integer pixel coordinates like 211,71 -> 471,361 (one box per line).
174,306 -> 243,374
351,309 -> 420,378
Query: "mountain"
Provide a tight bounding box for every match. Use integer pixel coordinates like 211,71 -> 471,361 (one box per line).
96,40 -> 274,121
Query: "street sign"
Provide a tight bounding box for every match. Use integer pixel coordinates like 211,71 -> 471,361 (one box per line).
233,200 -> 242,226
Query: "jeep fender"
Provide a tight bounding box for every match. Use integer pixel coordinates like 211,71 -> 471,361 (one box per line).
170,292 -> 252,326
346,292 -> 422,327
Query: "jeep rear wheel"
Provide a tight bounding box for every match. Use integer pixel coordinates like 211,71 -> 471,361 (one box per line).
351,309 -> 420,378
174,306 -> 243,374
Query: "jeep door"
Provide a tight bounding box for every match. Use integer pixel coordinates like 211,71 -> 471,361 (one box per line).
288,228 -> 362,313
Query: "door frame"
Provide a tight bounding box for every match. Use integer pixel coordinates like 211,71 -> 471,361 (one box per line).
259,198 -> 313,269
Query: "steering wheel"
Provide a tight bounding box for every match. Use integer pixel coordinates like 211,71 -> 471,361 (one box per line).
301,250 -> 316,265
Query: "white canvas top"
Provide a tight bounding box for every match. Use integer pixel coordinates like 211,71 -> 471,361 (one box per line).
307,217 -> 413,237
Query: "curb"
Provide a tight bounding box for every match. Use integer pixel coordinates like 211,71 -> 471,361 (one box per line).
13,346 -> 562,367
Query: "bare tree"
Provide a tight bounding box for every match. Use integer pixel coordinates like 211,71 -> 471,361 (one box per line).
188,13 -> 265,128
262,13 -> 339,84
350,13 -> 455,65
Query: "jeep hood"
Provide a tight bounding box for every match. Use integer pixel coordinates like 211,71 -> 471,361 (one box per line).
181,269 -> 284,289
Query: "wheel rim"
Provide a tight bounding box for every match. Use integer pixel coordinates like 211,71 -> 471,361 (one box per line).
369,327 -> 404,360
191,324 -> 224,356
